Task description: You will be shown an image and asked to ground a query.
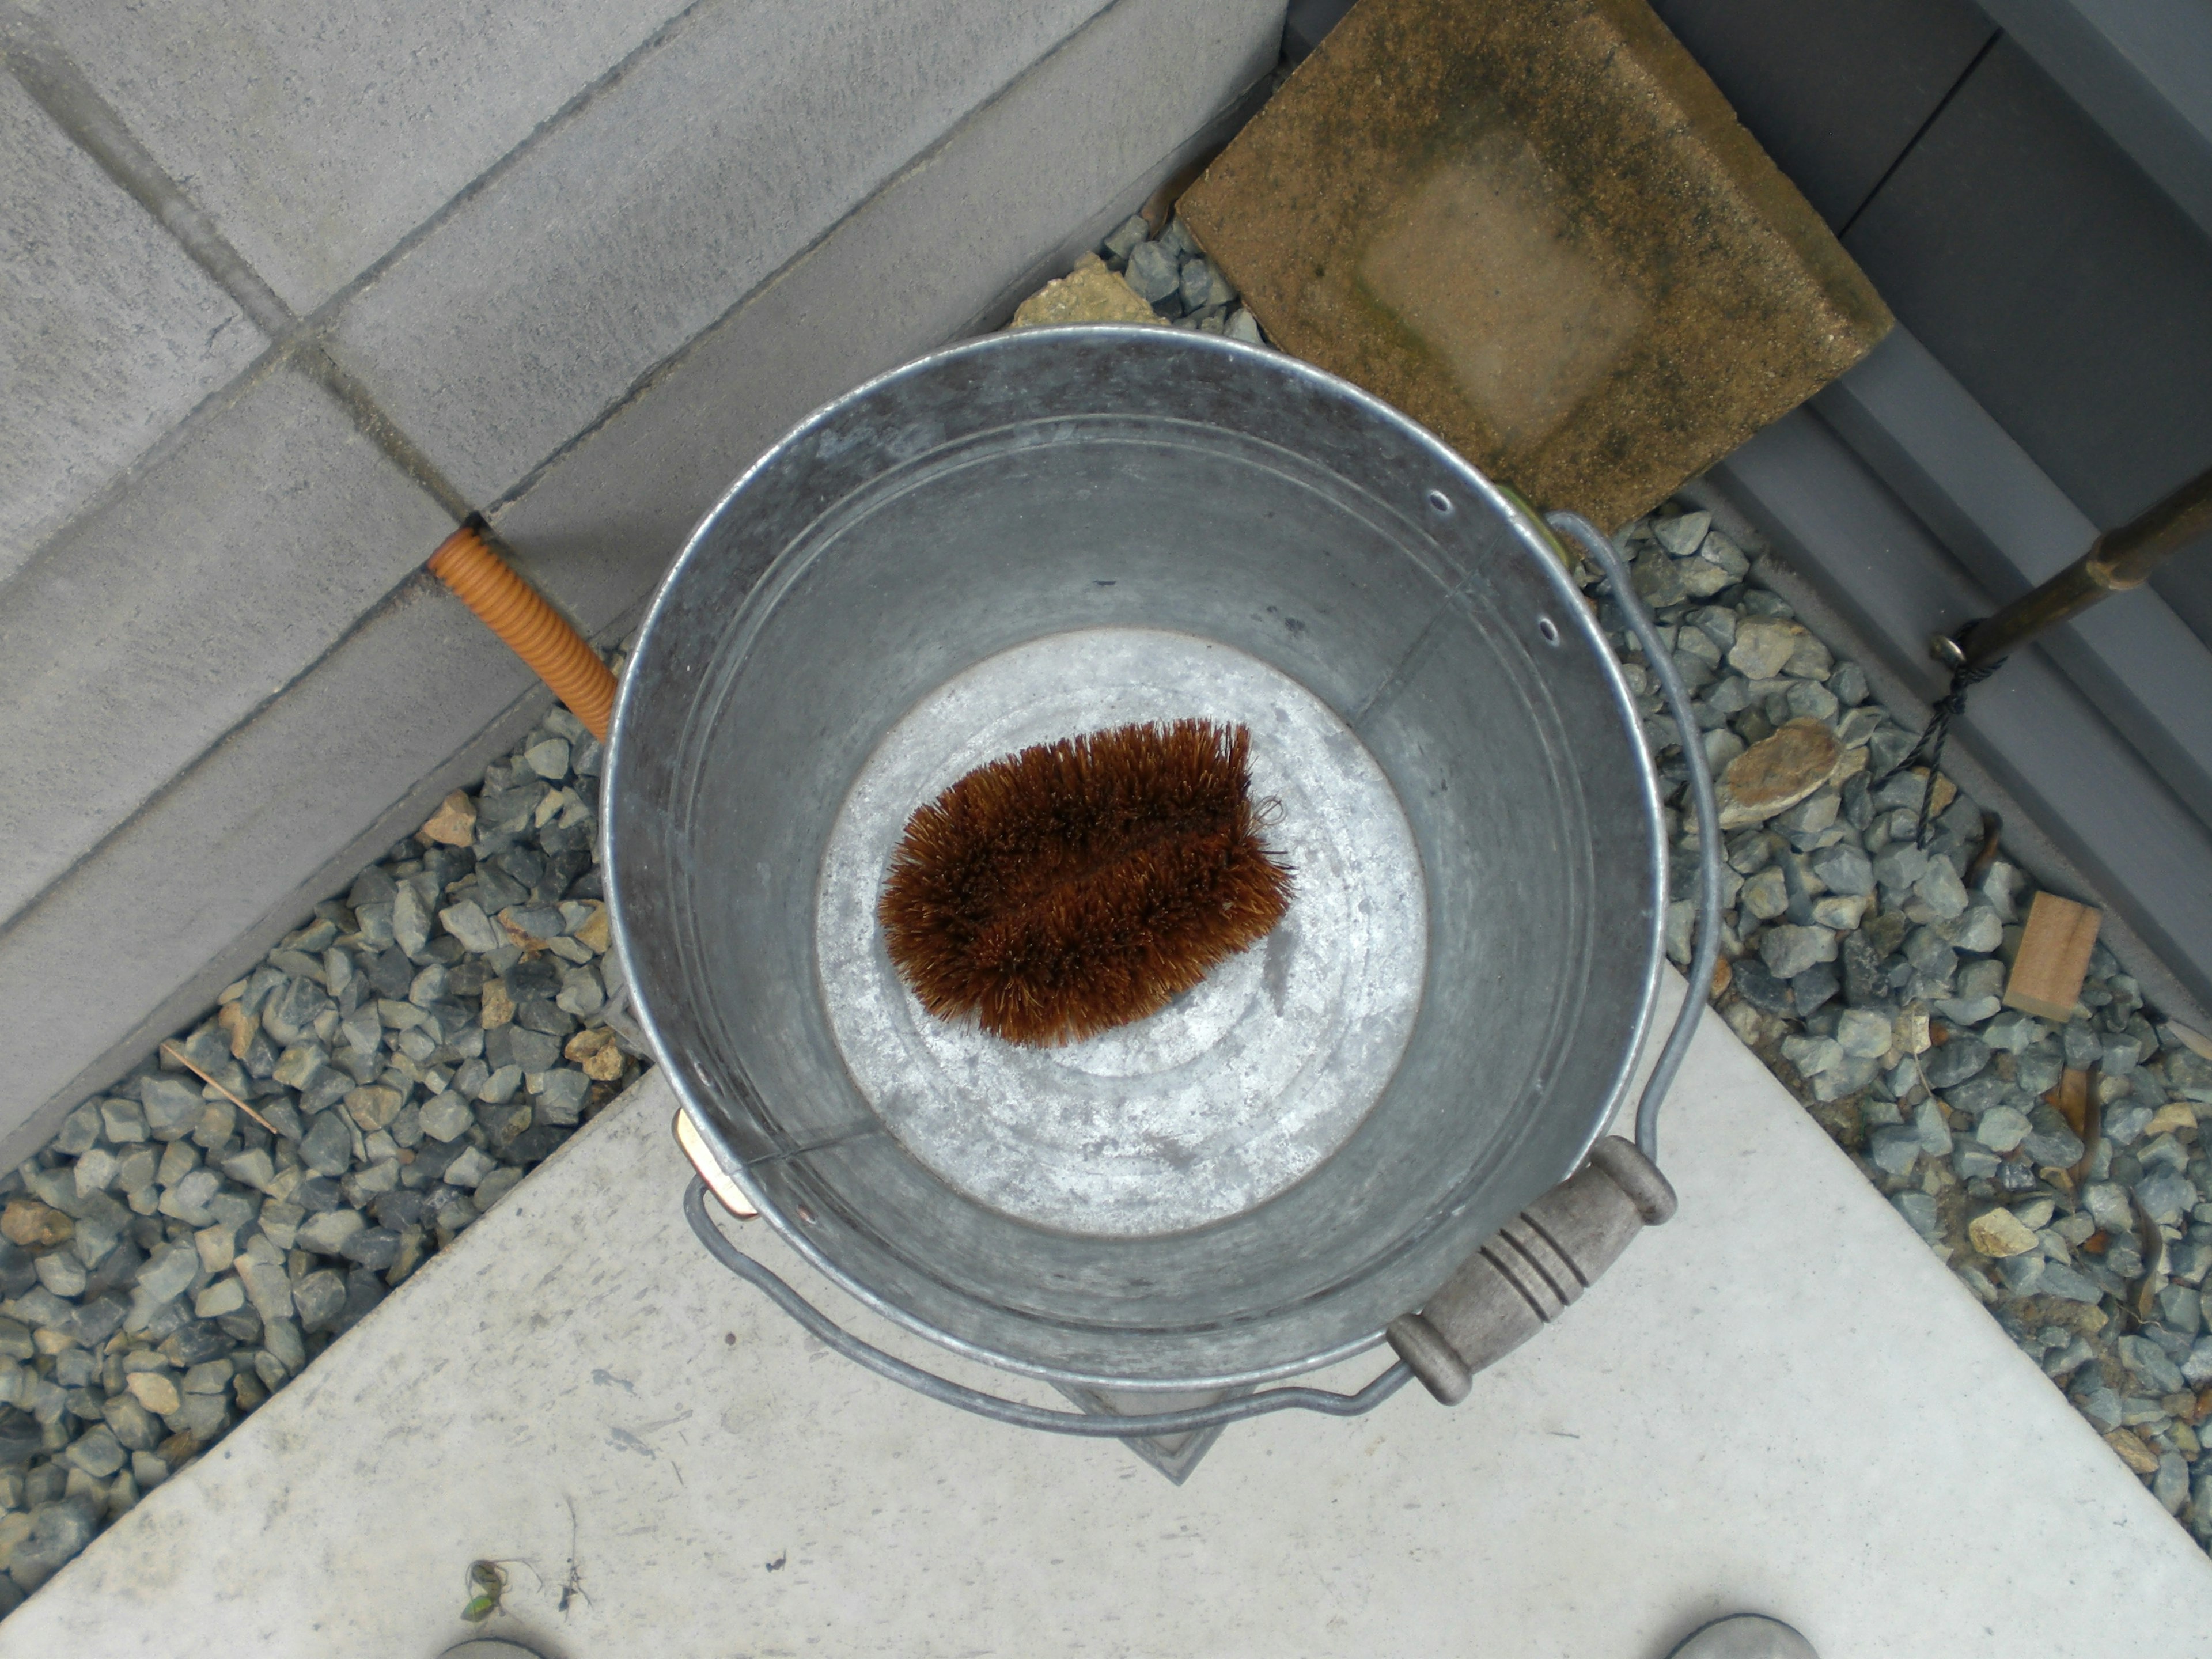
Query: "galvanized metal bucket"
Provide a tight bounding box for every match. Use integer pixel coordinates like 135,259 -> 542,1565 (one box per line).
605,326 -> 1674,1401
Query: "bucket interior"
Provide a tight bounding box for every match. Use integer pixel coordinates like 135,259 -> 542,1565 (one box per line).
607,329 -> 1662,1387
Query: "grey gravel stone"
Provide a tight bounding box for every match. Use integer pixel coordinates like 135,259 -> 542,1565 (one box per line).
340,1226 -> 403,1272
2156,1452 -> 2191,1513
1911,858 -> 1968,919
2017,1052 -> 2061,1106
2137,1170 -> 2196,1225
1868,1126 -> 1923,1176
1123,240 -> 1179,304
32,1252 -> 86,1299
1930,942 -> 1999,999
291,1270 -> 346,1332
1790,964 -> 1840,1019
194,1275 -> 246,1319
1933,993 -> 2002,1029
2073,1382 -> 2123,1430
2119,1334 -> 2187,1395
2159,1285 -> 2202,1335
392,882 -> 434,959
524,737 -> 571,781
1726,616 -> 1800,679
1100,214 -> 1149,264
1953,1141 -> 2001,1180
270,1043 -> 328,1092
535,1068 -> 591,1126
556,965 -> 604,1017
300,1111 -> 353,1177
1982,1013 -> 2046,1054
10,1498 -> 98,1590
2181,1337 -> 2212,1389
1726,960 -> 1789,1016
1891,1191 -> 1938,1237
1922,1037 -> 1990,1089
2104,1102 -> 2154,1146
1759,925 -> 1836,980
1871,843 -> 1928,893
439,900 -> 505,955
157,1168 -> 220,1226
418,1092 -> 475,1142
343,1085 -> 403,1134
1808,843 -> 1873,898
1912,1097 -> 1952,1155
2018,1107 -> 2086,1167
1741,866 -> 1789,921
443,1146 -> 495,1190
1631,550 -> 1688,608
132,1244 -> 198,1309
138,1076 -> 202,1141
294,1209 -> 365,1256
51,1106 -> 101,1159
506,1028 -> 562,1073
2038,1262 -> 2104,1304
261,976 -> 331,1047
1781,1035 -> 1842,1077
99,1098 -> 148,1145
1902,927 -> 1956,982
1783,680 -> 1838,724
1946,907 -> 2004,953
1652,512 -> 1710,556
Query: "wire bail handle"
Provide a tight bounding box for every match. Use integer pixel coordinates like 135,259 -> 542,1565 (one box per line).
674,505 -> 1724,1439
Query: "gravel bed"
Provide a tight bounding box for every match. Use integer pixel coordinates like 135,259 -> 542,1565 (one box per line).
1580,507 -> 2212,1550
0,705 -> 647,1607
1,211 -> 2205,1605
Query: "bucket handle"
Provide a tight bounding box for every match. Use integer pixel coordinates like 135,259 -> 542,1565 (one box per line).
684,1180 -> 1419,1435
1378,510 -> 1724,1404
678,506 -> 1722,1437
1544,509 -> 1726,1173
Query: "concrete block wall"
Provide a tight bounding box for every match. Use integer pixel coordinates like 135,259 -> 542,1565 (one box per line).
0,0 -> 1287,1161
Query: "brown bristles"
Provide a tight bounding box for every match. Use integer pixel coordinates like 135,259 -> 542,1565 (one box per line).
878,719 -> 1294,1046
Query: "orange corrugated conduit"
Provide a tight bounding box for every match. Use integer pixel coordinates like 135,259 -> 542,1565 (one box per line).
426,523 -> 618,742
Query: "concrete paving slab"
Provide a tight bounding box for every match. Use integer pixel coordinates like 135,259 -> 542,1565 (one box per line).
0,73 -> 263,581
0,0 -> 1281,1165
0,355 -> 454,929
17,0 -> 693,314
9,979 -> 2207,1657
0,574 -> 553,1166
328,0 -> 1118,505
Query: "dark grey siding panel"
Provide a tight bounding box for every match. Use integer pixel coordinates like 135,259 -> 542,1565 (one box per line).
1651,0 -> 1994,228
2153,548 -> 2212,652
1842,39 -> 2212,540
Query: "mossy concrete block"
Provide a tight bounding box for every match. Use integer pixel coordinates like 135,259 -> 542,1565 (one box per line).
1179,0 -> 1892,529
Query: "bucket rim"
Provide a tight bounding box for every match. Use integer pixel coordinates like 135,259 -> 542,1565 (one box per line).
602,324 -> 1666,1390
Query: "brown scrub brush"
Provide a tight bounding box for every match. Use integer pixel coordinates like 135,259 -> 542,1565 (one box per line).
878,719 -> 1294,1046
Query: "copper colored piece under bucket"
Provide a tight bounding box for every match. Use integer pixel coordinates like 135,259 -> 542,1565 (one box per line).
426,525 -> 616,741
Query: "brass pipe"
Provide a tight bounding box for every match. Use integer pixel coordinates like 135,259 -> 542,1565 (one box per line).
1934,463 -> 2212,671
426,524 -> 618,741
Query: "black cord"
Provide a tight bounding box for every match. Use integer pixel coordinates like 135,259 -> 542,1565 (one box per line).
1879,659 -> 2003,848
